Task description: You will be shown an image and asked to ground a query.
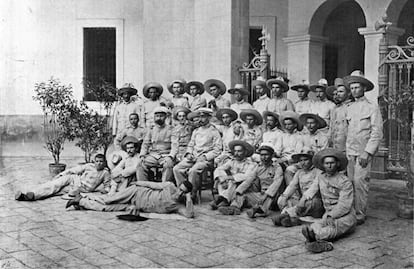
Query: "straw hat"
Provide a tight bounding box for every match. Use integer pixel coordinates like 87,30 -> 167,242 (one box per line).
229,140 -> 255,157
266,77 -> 289,92
240,109 -> 263,125
118,83 -> 138,96
142,82 -> 163,99
343,70 -> 374,91
279,111 -> 303,131
299,113 -> 327,129
185,81 -> 204,95
313,148 -> 348,171
167,79 -> 187,95
204,79 -> 226,96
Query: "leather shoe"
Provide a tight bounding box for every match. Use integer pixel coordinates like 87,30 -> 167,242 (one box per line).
218,206 -> 240,215
15,191 -> 34,201
305,240 -> 334,253
65,194 -> 82,209
302,225 -> 316,242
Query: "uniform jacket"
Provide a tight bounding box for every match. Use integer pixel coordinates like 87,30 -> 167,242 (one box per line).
268,97 -> 295,114
114,125 -> 146,150
302,129 -> 329,153
189,95 -> 207,111
65,163 -> 111,192
329,99 -> 352,152
295,98 -> 314,115
274,130 -> 305,161
112,100 -> 143,136
242,125 -> 263,149
253,95 -> 271,115
214,158 -> 257,184
172,123 -> 194,161
140,124 -> 178,159
311,99 -> 335,127
230,100 -> 253,116
186,123 -> 222,160
171,96 -> 190,108
283,167 -> 319,198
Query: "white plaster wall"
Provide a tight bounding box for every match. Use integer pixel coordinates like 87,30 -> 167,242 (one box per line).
1,0 -> 143,115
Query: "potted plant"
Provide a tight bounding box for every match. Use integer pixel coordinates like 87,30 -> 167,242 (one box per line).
382,83 -> 414,218
33,77 -> 75,175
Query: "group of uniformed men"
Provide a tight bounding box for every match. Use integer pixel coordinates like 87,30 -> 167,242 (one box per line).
15,70 -> 383,253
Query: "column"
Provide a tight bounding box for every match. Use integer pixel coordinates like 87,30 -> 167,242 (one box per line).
283,34 -> 328,101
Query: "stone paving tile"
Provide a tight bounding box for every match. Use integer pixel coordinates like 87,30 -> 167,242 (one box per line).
0,257 -> 27,269
10,250 -> 58,269
180,254 -> 221,268
113,252 -> 159,268
39,248 -> 88,267
68,247 -> 117,266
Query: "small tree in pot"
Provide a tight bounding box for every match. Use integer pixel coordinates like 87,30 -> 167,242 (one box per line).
33,78 -> 75,175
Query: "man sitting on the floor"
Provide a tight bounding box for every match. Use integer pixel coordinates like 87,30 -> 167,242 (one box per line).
15,154 -> 110,201
210,140 -> 257,215
274,150 -> 324,227
301,148 -> 357,253
66,180 -> 195,218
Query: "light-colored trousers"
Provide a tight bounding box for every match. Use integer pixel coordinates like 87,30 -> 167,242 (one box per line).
231,192 -> 276,215
279,196 -> 324,218
31,175 -> 84,200
136,154 -> 173,182
347,155 -> 372,222
173,158 -> 212,196
311,211 -> 357,241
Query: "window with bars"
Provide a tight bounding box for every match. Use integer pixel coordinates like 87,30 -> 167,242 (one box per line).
83,27 -> 116,101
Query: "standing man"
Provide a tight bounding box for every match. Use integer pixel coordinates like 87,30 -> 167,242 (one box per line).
173,108 -> 222,201
186,81 -> 207,111
267,77 -> 295,113
300,149 -> 356,253
344,71 -> 383,224
292,81 -> 313,114
137,107 -> 177,182
326,78 -> 352,152
168,79 -> 190,108
229,84 -> 253,116
142,82 -> 169,128
114,113 -> 146,150
112,83 -> 143,137
252,77 -> 270,115
172,106 -> 193,162
212,140 -> 258,215
310,79 -> 335,128
299,113 -> 329,153
204,79 -> 231,111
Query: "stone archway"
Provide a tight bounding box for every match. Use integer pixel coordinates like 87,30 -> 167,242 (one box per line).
309,0 -> 366,85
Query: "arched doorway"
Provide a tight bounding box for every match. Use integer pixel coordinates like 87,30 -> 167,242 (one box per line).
322,1 -> 366,84
309,0 -> 366,85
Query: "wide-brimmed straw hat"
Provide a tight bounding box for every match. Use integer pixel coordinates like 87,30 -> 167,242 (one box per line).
299,113 -> 327,129
216,108 -> 238,123
204,79 -> 226,96
185,81 -> 204,95
228,84 -> 249,96
229,140 -> 255,157
291,80 -> 310,92
143,82 -> 163,99
252,76 -> 269,94
343,70 -> 374,91
187,107 -> 213,121
263,111 -> 279,122
240,109 -> 263,125
172,106 -> 191,120
292,150 -> 315,163
310,79 -> 328,92
266,77 -> 289,92
279,111 -> 303,131
121,136 -> 140,151
118,83 -> 138,96
313,148 -> 348,171
167,79 -> 187,95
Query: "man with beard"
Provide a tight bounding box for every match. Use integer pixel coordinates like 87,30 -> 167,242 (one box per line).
210,140 -> 258,215
15,154 -> 110,201
310,79 -> 335,128
186,81 -> 207,111
168,79 -> 190,108
326,78 -> 353,152
109,136 -> 141,195
112,83 -> 143,137
252,77 -> 271,115
275,150 -> 324,227
299,113 -> 329,153
142,82 -> 170,127
173,108 -> 222,201
66,180 -> 195,219
229,84 -> 253,116
266,77 -> 295,113
292,81 -> 313,114
262,111 -> 283,148
137,107 -> 177,182
301,149 -> 356,253
344,71 -> 383,225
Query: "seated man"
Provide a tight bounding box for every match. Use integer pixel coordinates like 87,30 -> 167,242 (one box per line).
299,113 -> 329,153
215,108 -> 243,166
15,154 -> 110,201
210,140 -> 257,214
301,148 -> 356,253
109,136 -> 141,195
114,112 -> 146,150
240,109 -> 263,150
275,150 -> 324,227
173,108 -> 222,201
137,106 -> 178,182
233,145 -> 284,218
66,180 -> 195,219
275,111 -> 305,184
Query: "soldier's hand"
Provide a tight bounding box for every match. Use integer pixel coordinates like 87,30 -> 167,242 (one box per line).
358,151 -> 371,168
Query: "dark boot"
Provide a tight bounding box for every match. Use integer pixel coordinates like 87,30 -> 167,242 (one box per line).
301,225 -> 316,242
15,191 -> 35,201
65,194 -> 82,209
305,240 -> 334,253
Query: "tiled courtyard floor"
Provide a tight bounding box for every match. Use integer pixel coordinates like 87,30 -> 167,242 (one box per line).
0,156 -> 413,268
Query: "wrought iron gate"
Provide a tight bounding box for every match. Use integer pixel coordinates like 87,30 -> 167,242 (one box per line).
378,36 -> 414,173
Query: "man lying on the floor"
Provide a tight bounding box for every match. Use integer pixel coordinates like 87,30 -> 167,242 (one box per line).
15,154 -> 110,201
66,180 -> 195,219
